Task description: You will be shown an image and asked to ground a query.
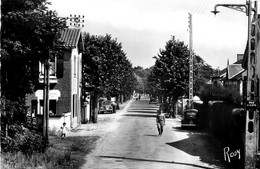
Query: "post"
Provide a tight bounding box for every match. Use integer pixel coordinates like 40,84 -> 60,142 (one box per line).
43,60 -> 50,141
244,1 -> 259,168
188,13 -> 194,109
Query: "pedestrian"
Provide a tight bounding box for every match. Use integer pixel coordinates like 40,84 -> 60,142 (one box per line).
156,107 -> 166,136
60,122 -> 68,138
139,94 -> 141,100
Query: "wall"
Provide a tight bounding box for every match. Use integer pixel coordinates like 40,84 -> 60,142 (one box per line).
49,112 -> 71,134
53,50 -> 71,115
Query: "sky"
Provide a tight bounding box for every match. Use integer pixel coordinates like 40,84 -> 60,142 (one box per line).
49,0 -> 253,70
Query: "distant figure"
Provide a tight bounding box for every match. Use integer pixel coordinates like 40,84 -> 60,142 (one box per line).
139,94 -> 141,100
60,122 -> 68,138
156,108 -> 166,136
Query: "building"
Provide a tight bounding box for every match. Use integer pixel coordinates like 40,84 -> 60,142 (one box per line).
211,54 -> 246,95
26,28 -> 85,131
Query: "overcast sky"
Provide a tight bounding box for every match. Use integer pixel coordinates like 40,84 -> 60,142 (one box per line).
49,0 -> 252,69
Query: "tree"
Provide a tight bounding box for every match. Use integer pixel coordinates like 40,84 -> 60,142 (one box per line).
82,33 -> 136,122
150,37 -> 190,102
133,66 -> 152,94
147,36 -> 210,118
1,0 -> 65,101
194,58 -> 215,96
1,0 -> 66,133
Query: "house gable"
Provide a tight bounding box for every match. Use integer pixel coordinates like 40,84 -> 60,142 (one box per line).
227,64 -> 245,79
60,28 -> 84,52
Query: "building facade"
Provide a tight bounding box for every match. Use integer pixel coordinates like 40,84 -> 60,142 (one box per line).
26,28 -> 85,131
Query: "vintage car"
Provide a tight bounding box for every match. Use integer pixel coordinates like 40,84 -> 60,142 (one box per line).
165,104 -> 174,118
181,109 -> 198,129
99,100 -> 114,114
149,97 -> 158,104
111,97 -> 120,112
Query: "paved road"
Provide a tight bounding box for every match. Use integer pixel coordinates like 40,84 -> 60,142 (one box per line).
81,97 -> 225,169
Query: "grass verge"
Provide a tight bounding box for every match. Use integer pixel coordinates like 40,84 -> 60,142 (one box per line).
1,135 -> 100,169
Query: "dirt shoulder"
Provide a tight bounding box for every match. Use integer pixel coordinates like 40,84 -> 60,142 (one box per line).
68,100 -> 132,137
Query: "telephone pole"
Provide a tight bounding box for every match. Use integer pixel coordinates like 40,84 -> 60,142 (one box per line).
188,13 -> 194,109
43,60 -> 50,141
212,1 -> 259,168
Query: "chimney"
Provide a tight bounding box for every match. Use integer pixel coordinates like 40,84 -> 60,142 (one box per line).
237,54 -> 243,61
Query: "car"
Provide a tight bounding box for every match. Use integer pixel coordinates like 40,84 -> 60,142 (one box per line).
181,109 -> 198,129
149,97 -> 158,104
165,104 -> 174,118
111,97 -> 120,113
99,100 -> 114,114
111,100 -> 120,112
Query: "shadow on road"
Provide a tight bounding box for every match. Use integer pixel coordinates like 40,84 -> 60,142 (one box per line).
128,108 -> 158,111
166,132 -> 225,168
127,110 -> 157,113
98,155 -> 213,169
123,114 -> 156,118
143,134 -> 158,137
172,126 -> 204,133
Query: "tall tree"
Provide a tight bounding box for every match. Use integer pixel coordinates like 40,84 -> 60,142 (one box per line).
82,33 -> 136,122
1,0 -> 65,101
151,37 -> 190,103
148,36 -> 212,108
133,66 -> 152,94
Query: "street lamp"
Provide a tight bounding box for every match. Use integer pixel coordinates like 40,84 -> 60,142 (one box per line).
211,1 -> 258,168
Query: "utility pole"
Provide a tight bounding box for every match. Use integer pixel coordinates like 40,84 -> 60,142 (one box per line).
43,60 -> 50,141
42,11 -> 53,142
188,13 -> 194,109
212,1 -> 259,168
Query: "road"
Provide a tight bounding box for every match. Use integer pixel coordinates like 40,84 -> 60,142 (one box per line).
81,96 -> 225,169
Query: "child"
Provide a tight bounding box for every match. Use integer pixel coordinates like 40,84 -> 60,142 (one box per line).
156,107 -> 166,136
60,122 -> 68,138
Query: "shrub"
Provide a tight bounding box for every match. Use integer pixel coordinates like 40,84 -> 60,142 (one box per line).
1,124 -> 48,154
200,84 -> 242,106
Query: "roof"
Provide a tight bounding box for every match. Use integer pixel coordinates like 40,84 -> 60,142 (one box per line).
227,64 -> 245,79
60,28 -> 84,51
219,68 -> 226,77
242,41 -> 248,69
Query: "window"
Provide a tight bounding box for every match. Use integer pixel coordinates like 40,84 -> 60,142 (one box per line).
39,58 -> 57,77
74,55 -> 77,78
73,94 -> 77,117
39,57 -> 58,83
49,100 -> 57,115
39,100 -> 57,115
49,61 -> 56,76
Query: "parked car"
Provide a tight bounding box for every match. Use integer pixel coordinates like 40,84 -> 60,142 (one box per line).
149,97 -> 158,104
181,109 -> 198,129
111,100 -> 120,112
165,103 -> 174,118
99,100 -> 114,114
111,97 -> 120,113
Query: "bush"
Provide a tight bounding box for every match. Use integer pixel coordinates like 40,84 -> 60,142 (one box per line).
200,84 -> 242,105
1,124 -> 48,154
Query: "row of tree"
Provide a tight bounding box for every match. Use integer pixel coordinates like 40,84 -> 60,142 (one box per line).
82,33 -> 137,122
